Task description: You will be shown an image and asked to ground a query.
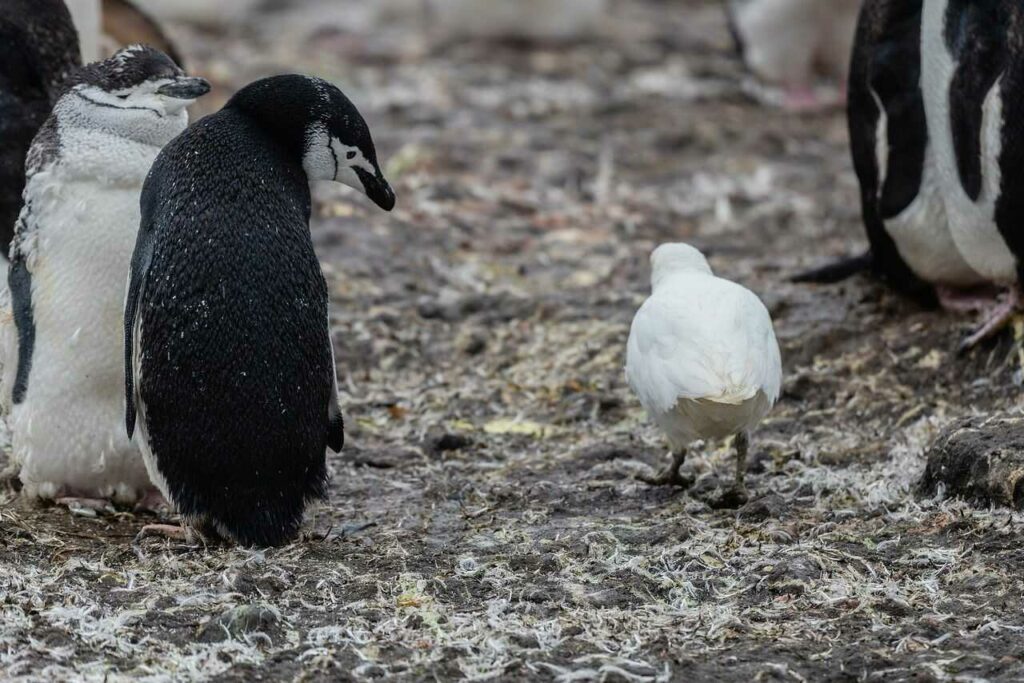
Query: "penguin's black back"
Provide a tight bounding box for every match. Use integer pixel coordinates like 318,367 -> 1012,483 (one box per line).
847,0 -> 933,301
129,108 -> 331,547
0,0 -> 81,258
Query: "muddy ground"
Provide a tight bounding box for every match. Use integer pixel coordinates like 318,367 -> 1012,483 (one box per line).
4,1 -> 1024,681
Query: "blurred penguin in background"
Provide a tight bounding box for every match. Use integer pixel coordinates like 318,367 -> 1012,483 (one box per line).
129,0 -> 262,30
427,0 -> 609,42
726,0 -> 861,110
65,0 -> 182,64
0,0 -> 82,270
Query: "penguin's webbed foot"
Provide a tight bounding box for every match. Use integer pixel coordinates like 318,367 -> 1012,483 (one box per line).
133,523 -> 202,548
937,285 -> 1003,315
958,289 -> 1021,353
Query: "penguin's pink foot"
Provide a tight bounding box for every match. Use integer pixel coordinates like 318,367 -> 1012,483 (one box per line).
134,524 -> 190,544
134,489 -> 171,516
937,285 -> 1003,314
959,289 -> 1021,353
55,497 -> 116,517
780,84 -> 827,112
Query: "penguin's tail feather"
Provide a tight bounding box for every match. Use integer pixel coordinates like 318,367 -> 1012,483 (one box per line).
791,250 -> 873,284
186,468 -> 328,548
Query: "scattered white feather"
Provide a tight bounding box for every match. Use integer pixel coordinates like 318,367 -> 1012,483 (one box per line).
625,243 -> 782,450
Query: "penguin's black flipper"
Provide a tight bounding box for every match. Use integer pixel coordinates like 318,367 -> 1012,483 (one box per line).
124,183 -> 158,439
947,1 -> 1005,202
844,0 -> 933,301
791,251 -> 873,284
8,248 -> 35,405
994,5 -> 1024,265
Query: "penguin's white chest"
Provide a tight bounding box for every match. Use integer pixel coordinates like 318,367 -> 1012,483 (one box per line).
920,0 -> 1017,284
6,167 -> 150,503
878,135 -> 984,287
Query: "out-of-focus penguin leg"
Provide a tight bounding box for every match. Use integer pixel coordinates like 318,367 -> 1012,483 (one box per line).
958,288 -> 1022,353
638,449 -> 693,488
55,496 -> 116,516
782,84 -> 830,112
134,488 -> 171,515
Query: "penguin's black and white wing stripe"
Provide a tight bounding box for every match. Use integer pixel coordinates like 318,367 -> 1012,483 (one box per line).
124,183 -> 158,440
846,0 -> 932,298
990,4 -> 1024,261
946,2 -> 1004,204
7,117 -> 64,406
326,327 -> 344,454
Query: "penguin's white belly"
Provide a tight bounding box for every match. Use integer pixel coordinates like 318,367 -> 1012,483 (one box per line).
921,0 -> 1017,284
652,392 -> 771,451
9,177 -> 148,503
883,147 -> 985,287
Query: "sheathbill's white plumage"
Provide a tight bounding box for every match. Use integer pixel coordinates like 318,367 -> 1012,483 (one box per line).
626,243 -> 782,506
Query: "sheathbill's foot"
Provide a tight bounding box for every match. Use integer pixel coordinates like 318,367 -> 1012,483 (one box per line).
637,449 -> 693,488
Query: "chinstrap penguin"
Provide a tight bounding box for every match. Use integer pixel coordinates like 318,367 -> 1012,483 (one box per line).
726,0 -> 860,110
0,0 -> 82,269
0,46 -> 209,509
626,244 -> 782,507
916,0 -> 1024,349
797,0 -> 990,308
125,74 -> 395,546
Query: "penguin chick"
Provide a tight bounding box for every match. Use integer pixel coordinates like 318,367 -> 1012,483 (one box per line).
0,0 -> 82,269
125,75 -> 395,547
0,46 -> 209,508
727,0 -> 860,109
428,0 -> 608,42
626,244 -> 782,507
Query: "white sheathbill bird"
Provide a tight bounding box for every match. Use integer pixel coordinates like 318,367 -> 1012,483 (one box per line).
625,243 -> 782,505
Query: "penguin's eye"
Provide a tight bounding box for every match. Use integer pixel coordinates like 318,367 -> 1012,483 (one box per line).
346,151 -> 356,160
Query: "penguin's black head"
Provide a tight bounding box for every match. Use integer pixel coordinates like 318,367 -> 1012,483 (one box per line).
59,45 -> 210,136
227,75 -> 396,212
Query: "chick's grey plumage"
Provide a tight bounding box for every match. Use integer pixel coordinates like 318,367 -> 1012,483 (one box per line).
0,0 -> 82,261
1,45 -> 207,506
125,75 -> 394,546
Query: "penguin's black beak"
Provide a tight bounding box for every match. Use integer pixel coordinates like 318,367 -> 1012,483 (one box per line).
355,168 -> 396,212
157,77 -> 211,100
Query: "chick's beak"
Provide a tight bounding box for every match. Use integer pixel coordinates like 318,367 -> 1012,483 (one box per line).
157,76 -> 211,100
355,168 -> 396,212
